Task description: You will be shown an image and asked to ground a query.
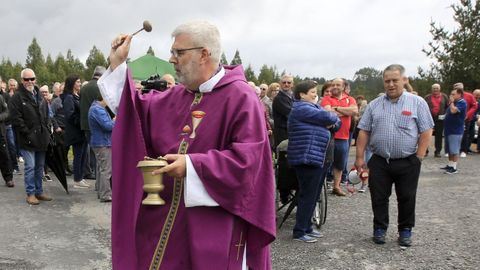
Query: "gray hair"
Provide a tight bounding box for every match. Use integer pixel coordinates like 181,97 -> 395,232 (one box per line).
171,21 -> 222,64
20,68 -> 36,78
383,64 -> 405,76
93,66 -> 106,78
453,82 -> 464,90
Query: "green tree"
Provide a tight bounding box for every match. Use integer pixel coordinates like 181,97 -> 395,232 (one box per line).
258,64 -> 279,84
351,67 -> 384,100
85,45 -> 107,79
244,64 -> 257,83
423,0 -> 480,88
230,49 -> 242,65
44,54 -> 55,85
54,53 -> 68,83
146,46 -> 155,56
25,38 -> 49,85
65,49 -> 85,79
220,52 -> 228,65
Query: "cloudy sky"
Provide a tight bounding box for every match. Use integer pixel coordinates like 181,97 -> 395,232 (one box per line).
1,0 -> 457,79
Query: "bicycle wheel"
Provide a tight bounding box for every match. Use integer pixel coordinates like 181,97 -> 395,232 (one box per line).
313,181 -> 328,228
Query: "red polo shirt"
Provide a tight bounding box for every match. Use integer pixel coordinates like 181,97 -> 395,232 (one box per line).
321,94 -> 356,139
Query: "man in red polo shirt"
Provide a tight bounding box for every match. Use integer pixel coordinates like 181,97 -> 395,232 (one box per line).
321,78 -> 358,196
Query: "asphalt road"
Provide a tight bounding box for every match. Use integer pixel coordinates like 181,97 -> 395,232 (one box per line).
1,145 -> 479,270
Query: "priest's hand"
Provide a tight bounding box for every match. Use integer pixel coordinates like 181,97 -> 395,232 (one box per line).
109,34 -> 132,71
152,154 -> 186,178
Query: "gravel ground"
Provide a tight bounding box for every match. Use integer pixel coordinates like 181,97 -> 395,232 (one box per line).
271,150 -> 480,270
1,145 -> 478,269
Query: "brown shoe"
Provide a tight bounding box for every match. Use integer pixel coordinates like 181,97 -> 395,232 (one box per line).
5,180 -> 14,188
26,195 -> 40,205
36,194 -> 53,201
332,187 -> 347,196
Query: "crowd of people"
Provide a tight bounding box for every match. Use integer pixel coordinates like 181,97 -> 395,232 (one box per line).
1,20 -> 480,270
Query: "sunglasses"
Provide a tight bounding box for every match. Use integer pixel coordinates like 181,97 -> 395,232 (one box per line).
23,77 -> 36,82
260,88 -> 267,90
282,81 -> 292,84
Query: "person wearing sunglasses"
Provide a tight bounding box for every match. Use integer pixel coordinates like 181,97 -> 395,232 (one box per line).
98,21 -> 275,270
9,69 -> 53,205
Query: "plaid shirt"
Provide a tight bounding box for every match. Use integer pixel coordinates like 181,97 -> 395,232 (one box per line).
358,91 -> 434,159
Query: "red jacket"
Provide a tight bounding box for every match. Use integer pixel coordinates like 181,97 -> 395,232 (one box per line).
463,91 -> 478,121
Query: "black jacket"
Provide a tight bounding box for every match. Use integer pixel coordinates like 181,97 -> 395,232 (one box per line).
272,90 -> 293,130
0,94 -> 8,137
9,85 -> 51,151
62,93 -> 84,146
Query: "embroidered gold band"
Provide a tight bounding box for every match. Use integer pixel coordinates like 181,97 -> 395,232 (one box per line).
149,140 -> 189,270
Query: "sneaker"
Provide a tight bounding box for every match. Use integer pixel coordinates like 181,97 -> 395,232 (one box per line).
460,152 -> 467,158
293,235 -> 318,243
444,153 -> 449,157
373,228 -> 386,244
398,229 -> 412,247
434,152 -> 441,158
358,183 -> 367,193
18,157 -> 24,163
73,179 -> 91,188
444,167 -> 458,174
13,169 -> 22,175
440,165 -> 452,170
44,174 -> 52,182
100,196 -> 112,203
307,229 -> 323,238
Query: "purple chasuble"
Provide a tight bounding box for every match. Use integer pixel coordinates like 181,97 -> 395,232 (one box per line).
111,65 -> 276,270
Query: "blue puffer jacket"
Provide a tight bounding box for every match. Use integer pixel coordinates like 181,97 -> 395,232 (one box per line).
287,100 -> 340,167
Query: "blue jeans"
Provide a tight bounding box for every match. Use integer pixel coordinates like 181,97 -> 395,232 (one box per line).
293,164 -> 325,238
332,139 -> 349,171
5,125 -> 19,170
20,149 -> 45,195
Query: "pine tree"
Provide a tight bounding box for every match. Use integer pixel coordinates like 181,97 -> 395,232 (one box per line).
85,46 -> 108,79
146,46 -> 155,56
25,38 -> 49,85
244,64 -> 257,84
220,52 -> 228,65
423,0 -> 480,88
230,50 -> 242,65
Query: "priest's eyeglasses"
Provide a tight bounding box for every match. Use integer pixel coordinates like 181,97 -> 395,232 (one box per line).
170,47 -> 204,58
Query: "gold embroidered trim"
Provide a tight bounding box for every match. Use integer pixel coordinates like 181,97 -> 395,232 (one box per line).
191,92 -> 203,106
149,140 -> 189,270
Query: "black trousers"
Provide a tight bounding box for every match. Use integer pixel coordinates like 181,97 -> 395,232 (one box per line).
460,120 -> 472,153
368,154 -> 421,231
0,129 -> 13,183
433,118 -> 444,154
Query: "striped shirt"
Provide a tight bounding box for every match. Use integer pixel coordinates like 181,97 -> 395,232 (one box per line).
358,91 -> 434,159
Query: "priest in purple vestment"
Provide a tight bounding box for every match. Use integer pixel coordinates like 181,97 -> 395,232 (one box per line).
98,21 -> 276,270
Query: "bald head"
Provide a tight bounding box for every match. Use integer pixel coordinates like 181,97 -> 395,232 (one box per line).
161,74 -> 175,88
473,89 -> 480,100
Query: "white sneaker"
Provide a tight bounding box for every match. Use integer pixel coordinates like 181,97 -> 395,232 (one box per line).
444,153 -> 449,157
460,152 -> 467,158
358,184 -> 367,193
18,157 -> 24,163
73,179 -> 91,188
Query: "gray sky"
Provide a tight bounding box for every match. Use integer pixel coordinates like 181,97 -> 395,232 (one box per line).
1,0 -> 456,80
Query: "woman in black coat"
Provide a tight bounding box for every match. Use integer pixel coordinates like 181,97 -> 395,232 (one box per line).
62,75 -> 90,188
